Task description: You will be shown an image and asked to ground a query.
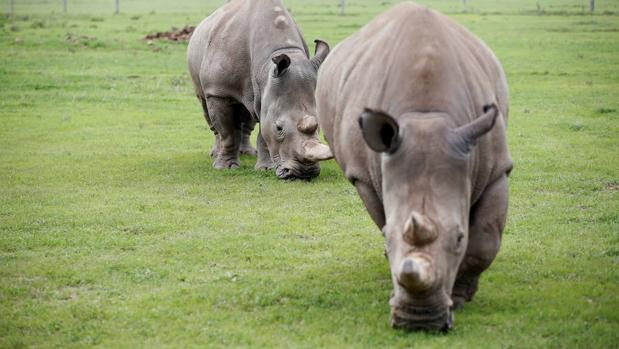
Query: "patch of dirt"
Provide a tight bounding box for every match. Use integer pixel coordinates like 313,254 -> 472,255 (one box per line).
144,26 -> 195,42
66,33 -> 97,44
602,182 -> 618,192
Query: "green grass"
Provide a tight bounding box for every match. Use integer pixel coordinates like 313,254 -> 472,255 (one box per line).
1,0 -> 618,348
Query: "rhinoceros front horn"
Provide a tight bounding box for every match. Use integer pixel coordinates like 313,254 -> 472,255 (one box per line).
303,140 -> 334,162
397,254 -> 435,292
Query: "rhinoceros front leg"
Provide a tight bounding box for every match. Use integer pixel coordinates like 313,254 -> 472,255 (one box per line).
206,96 -> 242,169
452,174 -> 508,310
240,119 -> 258,156
210,134 -> 221,158
354,180 -> 386,230
254,127 -> 274,170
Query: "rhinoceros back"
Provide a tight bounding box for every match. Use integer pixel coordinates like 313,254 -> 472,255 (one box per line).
187,0 -> 310,116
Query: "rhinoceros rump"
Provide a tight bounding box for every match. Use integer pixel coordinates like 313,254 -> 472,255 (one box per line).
187,0 -> 333,179
316,2 -> 513,331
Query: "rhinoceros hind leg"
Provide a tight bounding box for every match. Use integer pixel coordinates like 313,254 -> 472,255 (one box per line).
198,95 -> 221,159
452,174 -> 508,310
255,128 -> 274,170
240,119 -> 258,156
206,96 -> 241,169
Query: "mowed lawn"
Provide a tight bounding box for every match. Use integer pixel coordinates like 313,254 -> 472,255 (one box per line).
1,0 -> 618,348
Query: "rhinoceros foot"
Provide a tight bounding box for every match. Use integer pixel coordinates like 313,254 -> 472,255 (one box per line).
213,156 -> 240,169
451,295 -> 466,311
451,272 -> 479,311
210,135 -> 221,158
255,158 -> 274,171
240,145 -> 258,156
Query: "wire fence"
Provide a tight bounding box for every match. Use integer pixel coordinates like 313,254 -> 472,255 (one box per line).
5,0 -> 225,15
4,0 -> 612,16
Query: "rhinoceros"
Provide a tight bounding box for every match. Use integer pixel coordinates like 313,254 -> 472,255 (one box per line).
187,0 -> 333,179
316,2 -> 513,331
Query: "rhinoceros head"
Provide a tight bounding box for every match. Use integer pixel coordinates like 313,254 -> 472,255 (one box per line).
358,105 -> 499,331
260,40 -> 333,180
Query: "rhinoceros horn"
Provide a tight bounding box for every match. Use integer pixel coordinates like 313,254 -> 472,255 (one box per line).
403,211 -> 438,246
297,114 -> 319,135
397,254 -> 435,292
303,139 -> 334,162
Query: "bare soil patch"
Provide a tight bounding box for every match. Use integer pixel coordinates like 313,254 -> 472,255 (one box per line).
144,26 -> 195,41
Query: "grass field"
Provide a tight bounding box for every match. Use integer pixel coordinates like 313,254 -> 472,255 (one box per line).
1,0 -> 618,348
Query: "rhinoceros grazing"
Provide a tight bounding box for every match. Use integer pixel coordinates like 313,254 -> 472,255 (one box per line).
187,0 -> 333,179
316,2 -> 513,331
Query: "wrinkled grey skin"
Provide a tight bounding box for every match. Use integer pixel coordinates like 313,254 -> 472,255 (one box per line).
316,2 -> 513,331
187,0 -> 333,179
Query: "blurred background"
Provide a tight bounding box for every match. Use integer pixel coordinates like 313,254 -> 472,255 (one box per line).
4,0 -> 615,16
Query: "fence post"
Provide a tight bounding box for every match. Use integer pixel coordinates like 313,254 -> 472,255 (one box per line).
9,0 -> 15,17
461,0 -> 467,12
339,0 -> 344,16
115,0 -> 119,14
589,0 -> 594,13
63,0 -> 67,14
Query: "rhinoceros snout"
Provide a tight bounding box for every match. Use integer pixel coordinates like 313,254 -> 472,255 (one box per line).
389,252 -> 454,331
276,163 -> 320,180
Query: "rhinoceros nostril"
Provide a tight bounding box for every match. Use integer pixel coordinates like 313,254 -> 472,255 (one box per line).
277,167 -> 291,179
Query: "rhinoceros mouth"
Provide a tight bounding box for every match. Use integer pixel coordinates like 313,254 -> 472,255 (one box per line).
275,162 -> 320,180
390,293 -> 453,332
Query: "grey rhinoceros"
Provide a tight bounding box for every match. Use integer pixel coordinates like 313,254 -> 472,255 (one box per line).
187,0 -> 333,179
316,2 -> 513,331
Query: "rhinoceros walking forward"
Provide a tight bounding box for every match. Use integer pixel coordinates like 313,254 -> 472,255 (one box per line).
316,2 -> 513,331
187,0 -> 333,179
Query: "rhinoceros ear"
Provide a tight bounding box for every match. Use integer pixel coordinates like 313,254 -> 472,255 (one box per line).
450,104 -> 499,155
311,39 -> 330,71
272,54 -> 291,77
455,104 -> 499,142
358,109 -> 401,153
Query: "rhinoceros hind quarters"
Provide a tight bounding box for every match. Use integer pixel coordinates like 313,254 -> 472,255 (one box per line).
358,109 -> 401,154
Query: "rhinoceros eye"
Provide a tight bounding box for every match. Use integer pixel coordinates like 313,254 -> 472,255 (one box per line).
275,123 -> 285,142
456,232 -> 465,246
